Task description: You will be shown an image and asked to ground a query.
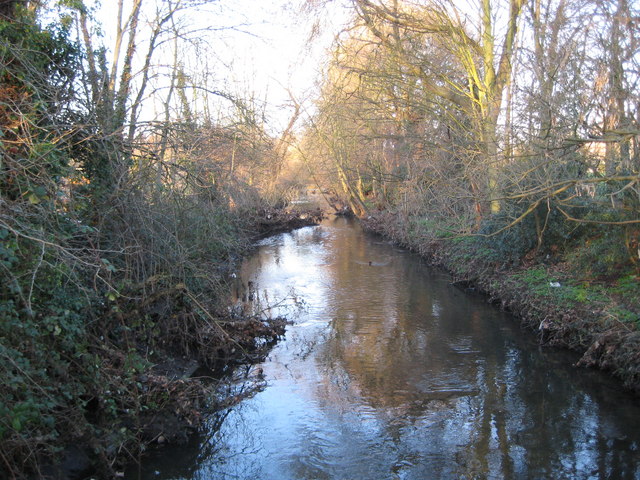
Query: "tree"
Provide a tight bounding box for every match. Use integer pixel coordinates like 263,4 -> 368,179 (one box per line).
596,0 -> 637,176
352,0 -> 527,215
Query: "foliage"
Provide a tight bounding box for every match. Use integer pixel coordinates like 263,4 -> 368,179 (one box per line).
304,0 -> 639,270
0,3 -> 297,478
473,210 -> 539,265
565,229 -> 634,280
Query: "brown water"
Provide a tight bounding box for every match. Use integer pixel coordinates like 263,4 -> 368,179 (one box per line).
131,216 -> 640,480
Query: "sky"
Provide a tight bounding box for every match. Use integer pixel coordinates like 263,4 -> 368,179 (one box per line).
90,0 -> 352,135
208,0 -> 336,130
57,0 -> 555,136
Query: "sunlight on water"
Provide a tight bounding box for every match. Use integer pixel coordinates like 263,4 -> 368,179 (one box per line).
131,216 -> 640,480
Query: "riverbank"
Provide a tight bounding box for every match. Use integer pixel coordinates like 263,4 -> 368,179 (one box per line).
362,212 -> 640,394
92,208 -> 323,478
3,207 -> 322,480
123,213 -> 640,480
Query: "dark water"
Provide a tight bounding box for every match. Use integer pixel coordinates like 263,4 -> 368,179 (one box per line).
131,216 -> 640,480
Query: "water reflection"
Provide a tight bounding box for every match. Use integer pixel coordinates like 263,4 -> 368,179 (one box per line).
132,216 -> 640,480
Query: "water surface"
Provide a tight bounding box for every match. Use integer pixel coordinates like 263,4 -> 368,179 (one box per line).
132,216 -> 640,479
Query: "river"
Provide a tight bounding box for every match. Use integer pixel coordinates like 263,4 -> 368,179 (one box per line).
130,215 -> 640,480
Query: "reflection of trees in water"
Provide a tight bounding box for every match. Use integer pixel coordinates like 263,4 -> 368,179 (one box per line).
140,220 -> 640,479
130,380 -> 268,480
312,222 -> 640,479
458,339 -> 640,478
232,225 -> 330,319
193,405 -> 265,480
317,230 -> 480,413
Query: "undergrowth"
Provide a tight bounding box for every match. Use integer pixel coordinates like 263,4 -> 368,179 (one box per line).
0,7 -> 299,478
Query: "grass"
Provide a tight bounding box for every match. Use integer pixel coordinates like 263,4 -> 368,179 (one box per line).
509,265 -> 640,328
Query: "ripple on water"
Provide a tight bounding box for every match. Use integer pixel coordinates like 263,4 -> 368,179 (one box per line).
132,217 -> 640,480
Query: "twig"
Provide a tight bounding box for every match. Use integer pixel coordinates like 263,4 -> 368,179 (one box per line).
26,239 -> 45,318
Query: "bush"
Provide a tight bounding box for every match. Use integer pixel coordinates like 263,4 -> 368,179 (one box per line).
566,229 -> 634,280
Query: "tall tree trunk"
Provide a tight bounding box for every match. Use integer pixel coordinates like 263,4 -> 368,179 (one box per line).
113,0 -> 142,133
336,159 -> 367,216
605,0 -> 630,176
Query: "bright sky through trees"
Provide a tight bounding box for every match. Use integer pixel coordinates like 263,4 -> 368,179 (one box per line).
91,0 -> 349,134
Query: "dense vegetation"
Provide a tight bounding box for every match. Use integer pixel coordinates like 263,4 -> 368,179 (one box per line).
2,0 -> 639,476
0,1 -> 306,477
302,0 -> 640,389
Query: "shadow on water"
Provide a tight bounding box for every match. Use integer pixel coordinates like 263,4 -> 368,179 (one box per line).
129,216 -> 640,480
